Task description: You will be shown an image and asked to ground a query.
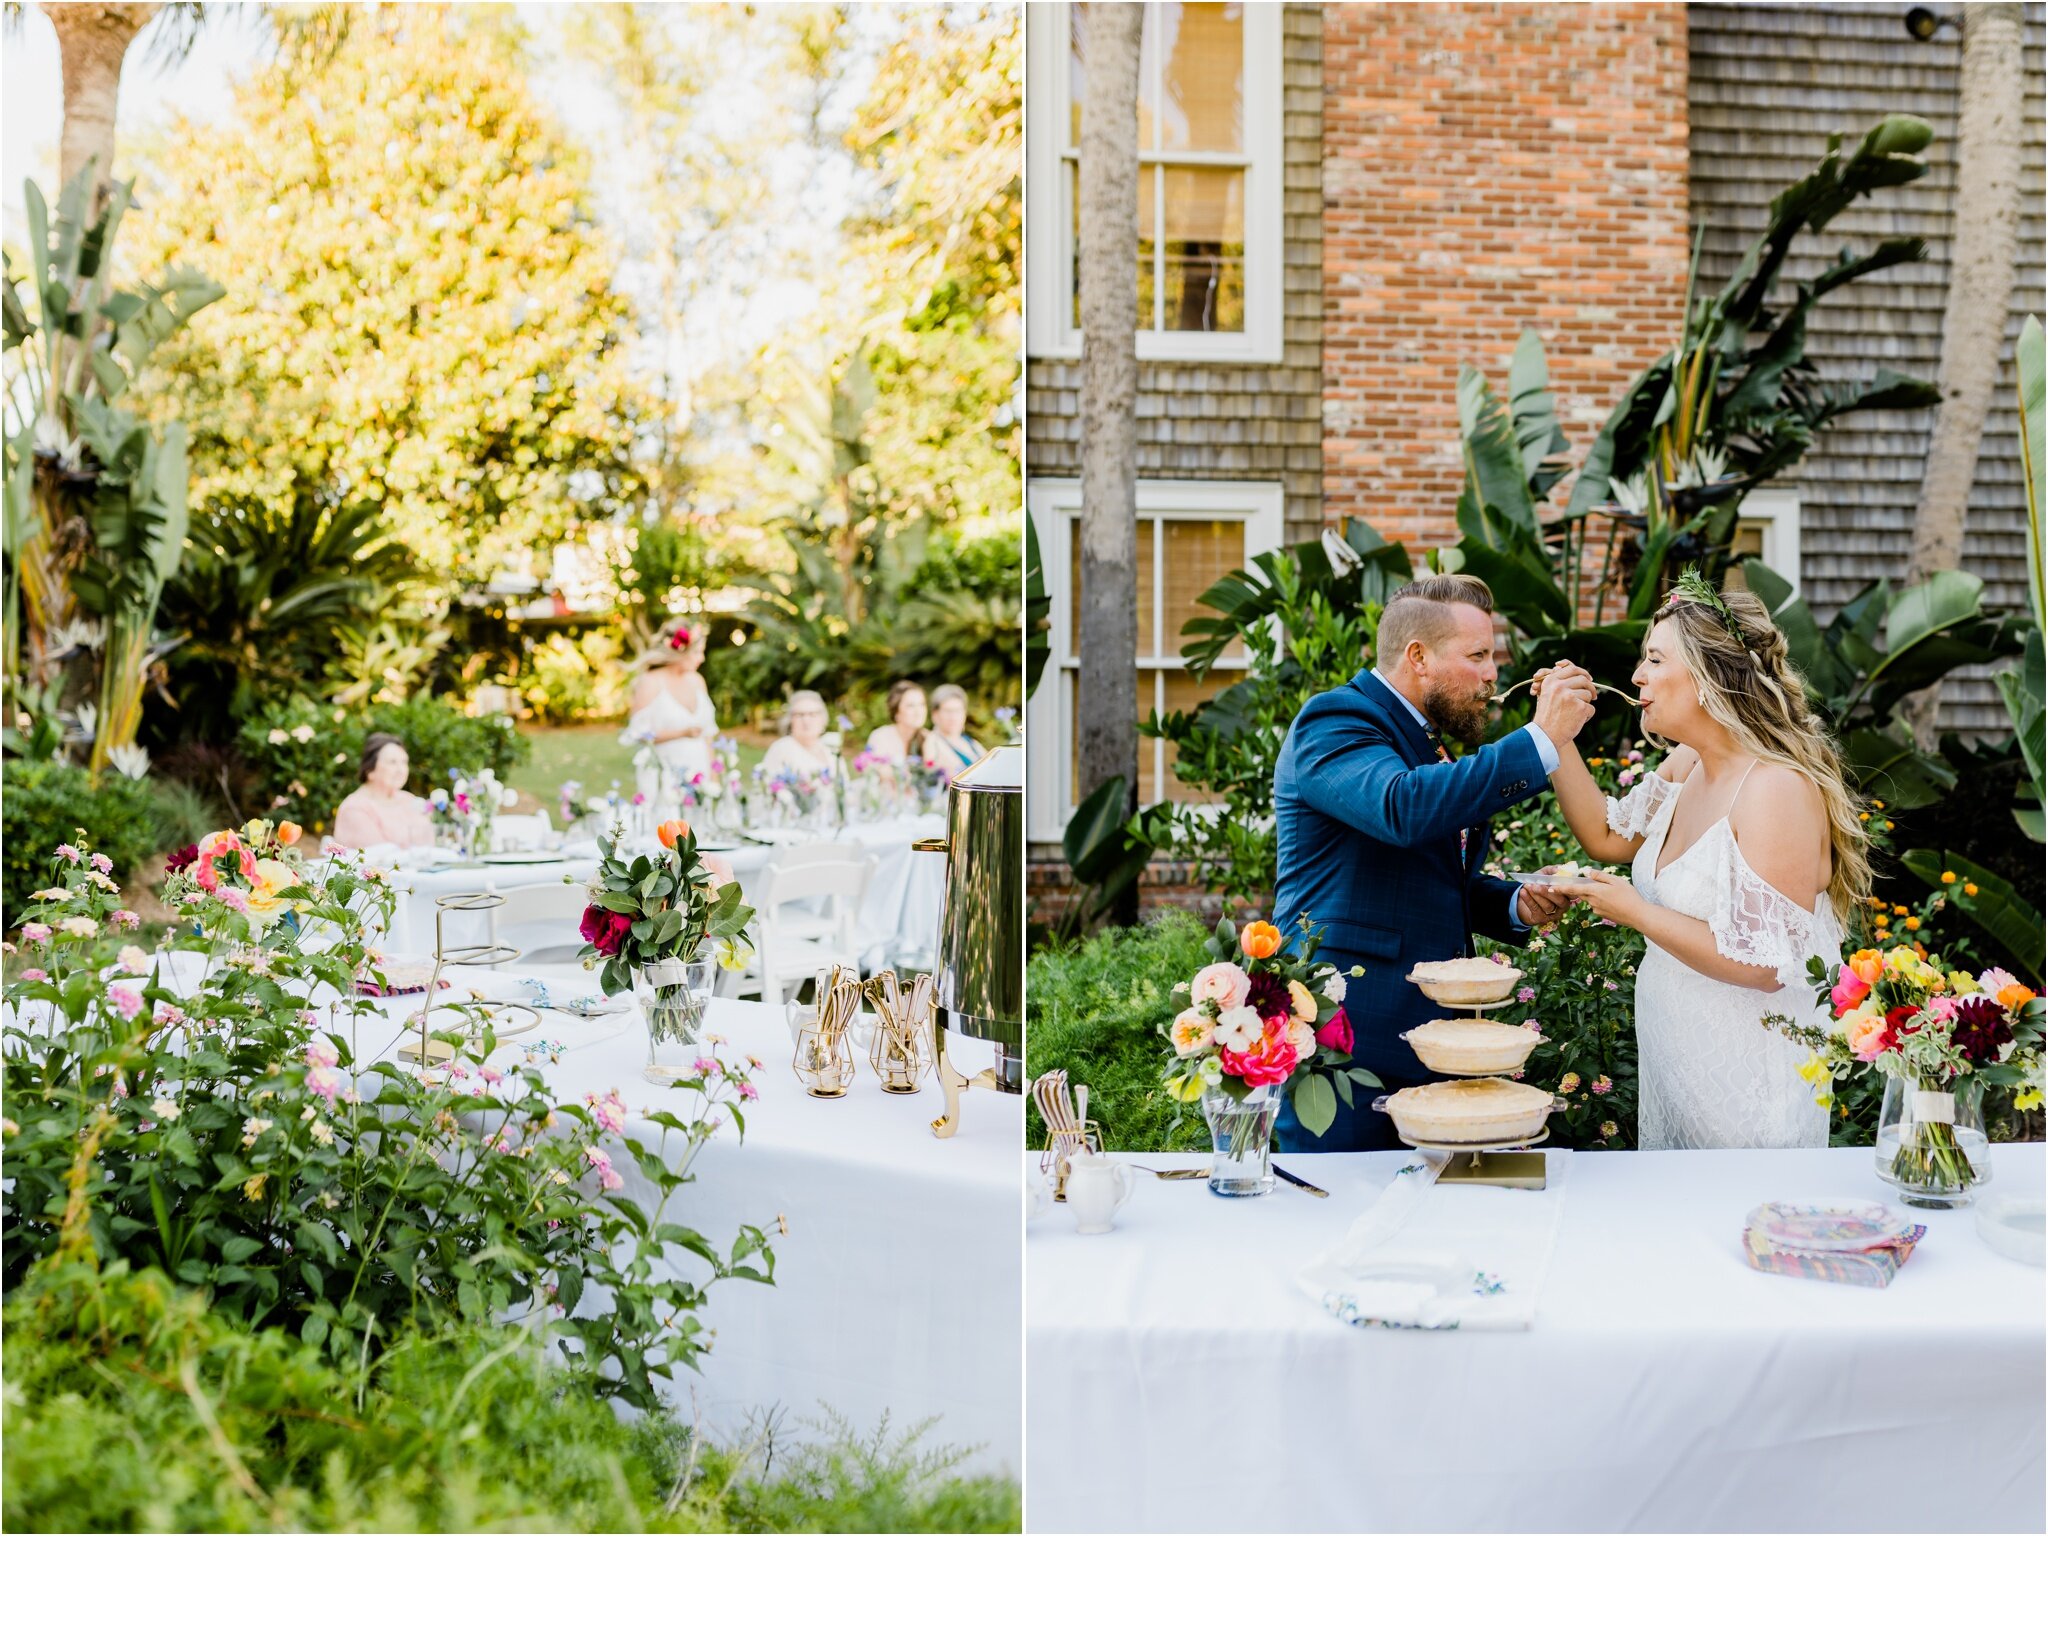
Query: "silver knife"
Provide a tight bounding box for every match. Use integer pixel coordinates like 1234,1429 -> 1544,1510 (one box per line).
1271,1164 -> 1329,1198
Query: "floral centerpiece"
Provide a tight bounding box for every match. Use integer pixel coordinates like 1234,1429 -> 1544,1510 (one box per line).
752,760 -> 840,829
1772,946 -> 2043,1206
1160,915 -> 1378,1197
160,819 -> 307,935
428,767 -> 514,855
579,819 -> 755,1082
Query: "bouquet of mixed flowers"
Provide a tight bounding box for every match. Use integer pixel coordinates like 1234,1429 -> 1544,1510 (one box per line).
578,819 -> 755,1006
159,820 -> 309,935
429,767 -> 515,854
1161,915 -> 1378,1139
752,760 -> 839,824
1771,945 -> 2043,1192
907,757 -> 955,814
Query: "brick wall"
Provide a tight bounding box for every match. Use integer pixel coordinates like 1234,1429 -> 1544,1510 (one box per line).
1321,2 -> 1693,553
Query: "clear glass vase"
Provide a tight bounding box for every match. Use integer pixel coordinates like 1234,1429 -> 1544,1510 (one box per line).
1201,1084 -> 1280,1199
1876,1072 -> 1991,1209
634,954 -> 717,1085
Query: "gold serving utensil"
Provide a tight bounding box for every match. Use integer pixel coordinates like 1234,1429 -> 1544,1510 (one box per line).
864,969 -> 934,1094
1491,672 -> 1642,708
794,965 -> 861,1098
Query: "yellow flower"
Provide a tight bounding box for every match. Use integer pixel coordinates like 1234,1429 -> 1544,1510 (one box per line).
1287,980 -> 1317,1022
1940,870 -> 1956,885
1874,916 -> 1888,929
242,1174 -> 267,1202
1797,1056 -> 1832,1086
1964,883 -> 1978,897
1905,917 -> 1921,931
244,857 -> 300,926
1949,969 -> 1980,996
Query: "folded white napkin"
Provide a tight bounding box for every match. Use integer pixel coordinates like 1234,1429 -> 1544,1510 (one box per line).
1295,1151 -> 1572,1332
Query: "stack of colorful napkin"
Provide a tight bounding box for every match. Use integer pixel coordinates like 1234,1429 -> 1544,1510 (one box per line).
1743,1199 -> 1926,1288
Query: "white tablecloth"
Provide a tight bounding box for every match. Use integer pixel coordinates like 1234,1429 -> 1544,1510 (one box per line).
1025,1144 -> 2045,1532
353,982 -> 1021,1475
379,816 -> 945,971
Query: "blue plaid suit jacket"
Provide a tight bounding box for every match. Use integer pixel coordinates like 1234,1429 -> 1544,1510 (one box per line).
1271,668 -> 1547,1149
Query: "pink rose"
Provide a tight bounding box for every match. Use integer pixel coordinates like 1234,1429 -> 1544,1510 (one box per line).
1218,1015 -> 1301,1088
1844,1010 -> 1888,1062
1314,1008 -> 1354,1056
1190,961 -> 1251,1011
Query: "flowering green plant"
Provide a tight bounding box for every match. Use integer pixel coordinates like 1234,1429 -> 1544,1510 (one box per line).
1158,914 -> 1378,1139
3,832 -> 774,1412
1769,944 -> 2044,1192
579,819 -> 755,999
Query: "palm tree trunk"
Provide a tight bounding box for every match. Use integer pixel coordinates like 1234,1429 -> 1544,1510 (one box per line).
1903,1 -> 2024,746
44,3 -> 160,199
1076,1 -> 1143,924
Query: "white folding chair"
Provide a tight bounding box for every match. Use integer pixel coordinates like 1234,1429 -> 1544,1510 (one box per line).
487,878 -> 595,967
732,841 -> 873,1005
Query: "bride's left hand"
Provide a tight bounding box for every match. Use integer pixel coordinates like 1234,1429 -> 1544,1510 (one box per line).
1544,868 -> 1645,929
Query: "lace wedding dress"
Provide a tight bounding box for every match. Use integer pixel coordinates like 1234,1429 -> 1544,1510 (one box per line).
628,680 -> 716,780
1608,769 -> 1842,1150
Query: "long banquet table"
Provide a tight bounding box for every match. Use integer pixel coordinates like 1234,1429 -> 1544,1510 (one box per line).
1024,1144 -> 2044,1532
378,814 -> 945,970
348,976 -> 1022,1475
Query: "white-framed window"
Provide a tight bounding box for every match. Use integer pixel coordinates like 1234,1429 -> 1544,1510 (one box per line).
1026,478 -> 1285,840
1025,1 -> 1284,365
1727,487 -> 1802,593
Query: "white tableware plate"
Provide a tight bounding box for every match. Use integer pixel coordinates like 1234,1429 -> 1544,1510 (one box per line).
1977,1194 -> 2046,1266
1746,1198 -> 1916,1255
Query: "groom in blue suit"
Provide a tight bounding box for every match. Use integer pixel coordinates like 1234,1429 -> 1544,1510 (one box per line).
1272,574 -> 1597,1151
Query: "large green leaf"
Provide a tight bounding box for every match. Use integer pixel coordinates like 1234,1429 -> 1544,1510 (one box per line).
1456,538 -> 1571,634
1885,569 -> 1986,654
1900,849 -> 2044,985
1456,364 -> 1539,546
1842,726 -> 1956,810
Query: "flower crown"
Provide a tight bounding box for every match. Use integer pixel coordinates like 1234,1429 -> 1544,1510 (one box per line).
667,624 -> 695,651
1662,566 -> 1752,656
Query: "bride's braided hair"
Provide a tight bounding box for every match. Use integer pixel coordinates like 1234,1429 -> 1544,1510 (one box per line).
1650,581 -> 1872,919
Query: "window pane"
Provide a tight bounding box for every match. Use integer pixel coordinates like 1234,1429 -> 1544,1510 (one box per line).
1158,667 -> 1235,803
1157,3 -> 1243,154
1138,163 -> 1158,330
1067,514 -> 1150,651
1161,166 -> 1244,332
1161,517 -> 1245,660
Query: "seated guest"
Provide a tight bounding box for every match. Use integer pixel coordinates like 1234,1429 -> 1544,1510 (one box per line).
865,679 -> 928,764
761,690 -> 836,777
330,733 -> 435,850
922,684 -> 983,774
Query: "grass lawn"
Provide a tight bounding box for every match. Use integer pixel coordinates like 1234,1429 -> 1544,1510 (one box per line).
510,722 -> 766,811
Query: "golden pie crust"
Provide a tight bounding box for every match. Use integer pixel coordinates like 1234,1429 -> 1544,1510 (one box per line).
1384,1077 -> 1553,1145
1405,957 -> 1523,1006
1401,1016 -> 1542,1077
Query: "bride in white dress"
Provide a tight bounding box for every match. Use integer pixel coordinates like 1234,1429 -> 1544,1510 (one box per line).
626,618 -> 718,781
1538,573 -> 1871,1149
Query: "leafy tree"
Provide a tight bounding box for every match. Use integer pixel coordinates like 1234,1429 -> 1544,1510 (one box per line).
127,4 -> 648,581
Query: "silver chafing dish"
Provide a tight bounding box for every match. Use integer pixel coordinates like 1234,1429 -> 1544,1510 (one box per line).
911,743 -> 1023,1136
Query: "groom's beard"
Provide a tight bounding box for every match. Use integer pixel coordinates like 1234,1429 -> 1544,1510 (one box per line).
1421,682 -> 1493,746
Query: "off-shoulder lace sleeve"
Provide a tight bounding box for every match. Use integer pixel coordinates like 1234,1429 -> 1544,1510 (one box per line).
1708,834 -> 1839,992
1605,773 -> 1680,840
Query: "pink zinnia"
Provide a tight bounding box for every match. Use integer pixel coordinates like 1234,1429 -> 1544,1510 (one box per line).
18,967 -> 47,983
108,984 -> 144,1021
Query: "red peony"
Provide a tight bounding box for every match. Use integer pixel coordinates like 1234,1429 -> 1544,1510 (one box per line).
1880,1004 -> 1922,1053
579,904 -> 633,958
1314,1008 -> 1354,1057
1218,1014 -> 1301,1088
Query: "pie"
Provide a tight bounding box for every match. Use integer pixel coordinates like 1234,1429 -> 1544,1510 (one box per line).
1401,1016 -> 1542,1076
1406,956 -> 1522,1006
1384,1078 -> 1554,1145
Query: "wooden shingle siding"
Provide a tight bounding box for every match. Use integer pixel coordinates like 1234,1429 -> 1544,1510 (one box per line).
1024,3 -> 1325,536
1688,2 -> 2047,733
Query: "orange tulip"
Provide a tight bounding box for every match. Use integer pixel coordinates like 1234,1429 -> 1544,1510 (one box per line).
657,818 -> 690,849
276,821 -> 303,847
1240,920 -> 1282,961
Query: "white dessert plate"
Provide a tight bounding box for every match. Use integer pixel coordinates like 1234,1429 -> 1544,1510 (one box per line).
1745,1199 -> 1916,1255
1977,1194 -> 2046,1266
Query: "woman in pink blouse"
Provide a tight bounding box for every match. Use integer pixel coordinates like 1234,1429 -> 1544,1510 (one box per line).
329,733 -> 435,851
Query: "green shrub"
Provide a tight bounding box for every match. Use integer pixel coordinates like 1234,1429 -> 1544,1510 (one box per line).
1,762 -> 161,924
520,629 -> 628,725
1024,912 -> 1213,1154
237,695 -> 528,839
2,1260 -> 1016,1533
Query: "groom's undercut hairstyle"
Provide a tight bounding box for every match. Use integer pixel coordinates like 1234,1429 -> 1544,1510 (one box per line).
1377,574 -> 1495,668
